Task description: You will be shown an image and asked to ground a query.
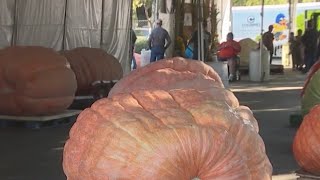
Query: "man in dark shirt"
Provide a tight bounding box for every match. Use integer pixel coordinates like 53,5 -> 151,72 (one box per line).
302,20 -> 318,73
148,19 -> 172,62
262,25 -> 275,64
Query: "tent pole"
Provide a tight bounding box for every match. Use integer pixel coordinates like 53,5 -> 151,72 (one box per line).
11,0 -> 18,46
100,0 -> 105,47
200,0 -> 205,62
260,0 -> 265,81
62,0 -> 68,50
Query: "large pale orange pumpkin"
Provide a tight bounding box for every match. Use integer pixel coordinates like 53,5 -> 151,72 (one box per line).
63,89 -> 272,179
0,46 -> 77,116
109,57 -> 224,95
62,47 -> 123,95
109,58 -> 239,107
293,104 -> 320,175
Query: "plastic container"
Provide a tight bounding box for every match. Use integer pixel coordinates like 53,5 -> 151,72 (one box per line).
140,49 -> 151,67
206,61 -> 229,88
249,47 -> 270,82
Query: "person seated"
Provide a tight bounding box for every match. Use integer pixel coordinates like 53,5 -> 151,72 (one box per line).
217,32 -> 241,81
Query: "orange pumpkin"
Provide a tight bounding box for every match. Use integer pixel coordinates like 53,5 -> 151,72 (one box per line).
63,89 -> 272,179
109,58 -> 239,107
62,47 -> 123,95
293,104 -> 320,175
0,46 -> 77,116
109,57 -> 224,96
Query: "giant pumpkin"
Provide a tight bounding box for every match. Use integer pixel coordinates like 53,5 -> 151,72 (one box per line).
293,104 -> 320,175
108,58 -> 239,107
109,57 -> 224,95
62,47 -> 123,95
63,89 -> 272,179
0,46 -> 77,116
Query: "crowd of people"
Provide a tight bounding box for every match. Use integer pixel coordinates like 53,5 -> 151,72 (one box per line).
131,18 -> 320,78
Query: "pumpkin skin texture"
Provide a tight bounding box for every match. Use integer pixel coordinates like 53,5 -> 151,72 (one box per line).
109,58 -> 239,108
63,89 -> 272,180
109,57 -> 224,95
235,106 -> 259,133
293,105 -> 320,175
0,46 -> 77,116
62,47 -> 123,95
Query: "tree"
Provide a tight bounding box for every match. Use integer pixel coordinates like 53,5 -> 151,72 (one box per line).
133,0 -> 153,28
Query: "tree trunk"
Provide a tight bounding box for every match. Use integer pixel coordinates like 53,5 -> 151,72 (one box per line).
144,6 -> 153,29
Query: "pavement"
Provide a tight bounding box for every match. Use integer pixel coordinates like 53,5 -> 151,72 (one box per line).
0,67 -> 308,180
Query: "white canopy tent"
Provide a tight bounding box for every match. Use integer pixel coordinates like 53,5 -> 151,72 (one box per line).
0,0 -> 132,73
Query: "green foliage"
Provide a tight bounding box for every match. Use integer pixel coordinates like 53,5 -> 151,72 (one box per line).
255,34 -> 261,42
134,36 -> 149,54
296,13 -> 305,33
133,0 -> 153,9
233,0 -> 318,6
296,10 -> 320,33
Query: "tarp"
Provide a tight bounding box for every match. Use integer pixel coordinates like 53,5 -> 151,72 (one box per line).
216,0 -> 232,42
15,0 -> 65,50
65,0 -> 102,50
0,0 -> 14,48
0,0 -> 131,74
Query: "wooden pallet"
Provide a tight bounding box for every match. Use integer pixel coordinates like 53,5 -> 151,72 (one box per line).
0,110 -> 81,129
296,169 -> 320,179
69,96 -> 95,110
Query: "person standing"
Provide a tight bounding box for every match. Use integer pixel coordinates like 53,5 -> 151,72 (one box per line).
302,20 -> 318,73
148,19 -> 171,62
262,25 -> 275,64
131,29 -> 137,70
295,29 -> 304,70
188,21 -> 212,61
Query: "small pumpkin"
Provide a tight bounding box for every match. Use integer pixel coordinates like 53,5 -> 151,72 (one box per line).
63,89 -> 272,179
62,47 -> 123,95
293,104 -> 320,175
0,46 -> 77,116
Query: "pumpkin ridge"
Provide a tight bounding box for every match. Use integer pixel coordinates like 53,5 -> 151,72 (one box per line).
78,53 -> 93,88
167,90 -> 198,123
92,99 -> 157,151
63,109 -> 105,179
128,92 -> 167,127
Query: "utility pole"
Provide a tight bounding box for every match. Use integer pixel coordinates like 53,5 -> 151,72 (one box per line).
197,0 -> 205,61
260,0 -> 265,81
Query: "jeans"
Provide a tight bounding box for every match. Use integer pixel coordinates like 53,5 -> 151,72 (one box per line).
305,52 -> 316,72
150,46 -> 165,62
131,54 -> 137,69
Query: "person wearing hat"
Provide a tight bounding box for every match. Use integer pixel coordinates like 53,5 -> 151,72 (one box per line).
148,19 -> 172,62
